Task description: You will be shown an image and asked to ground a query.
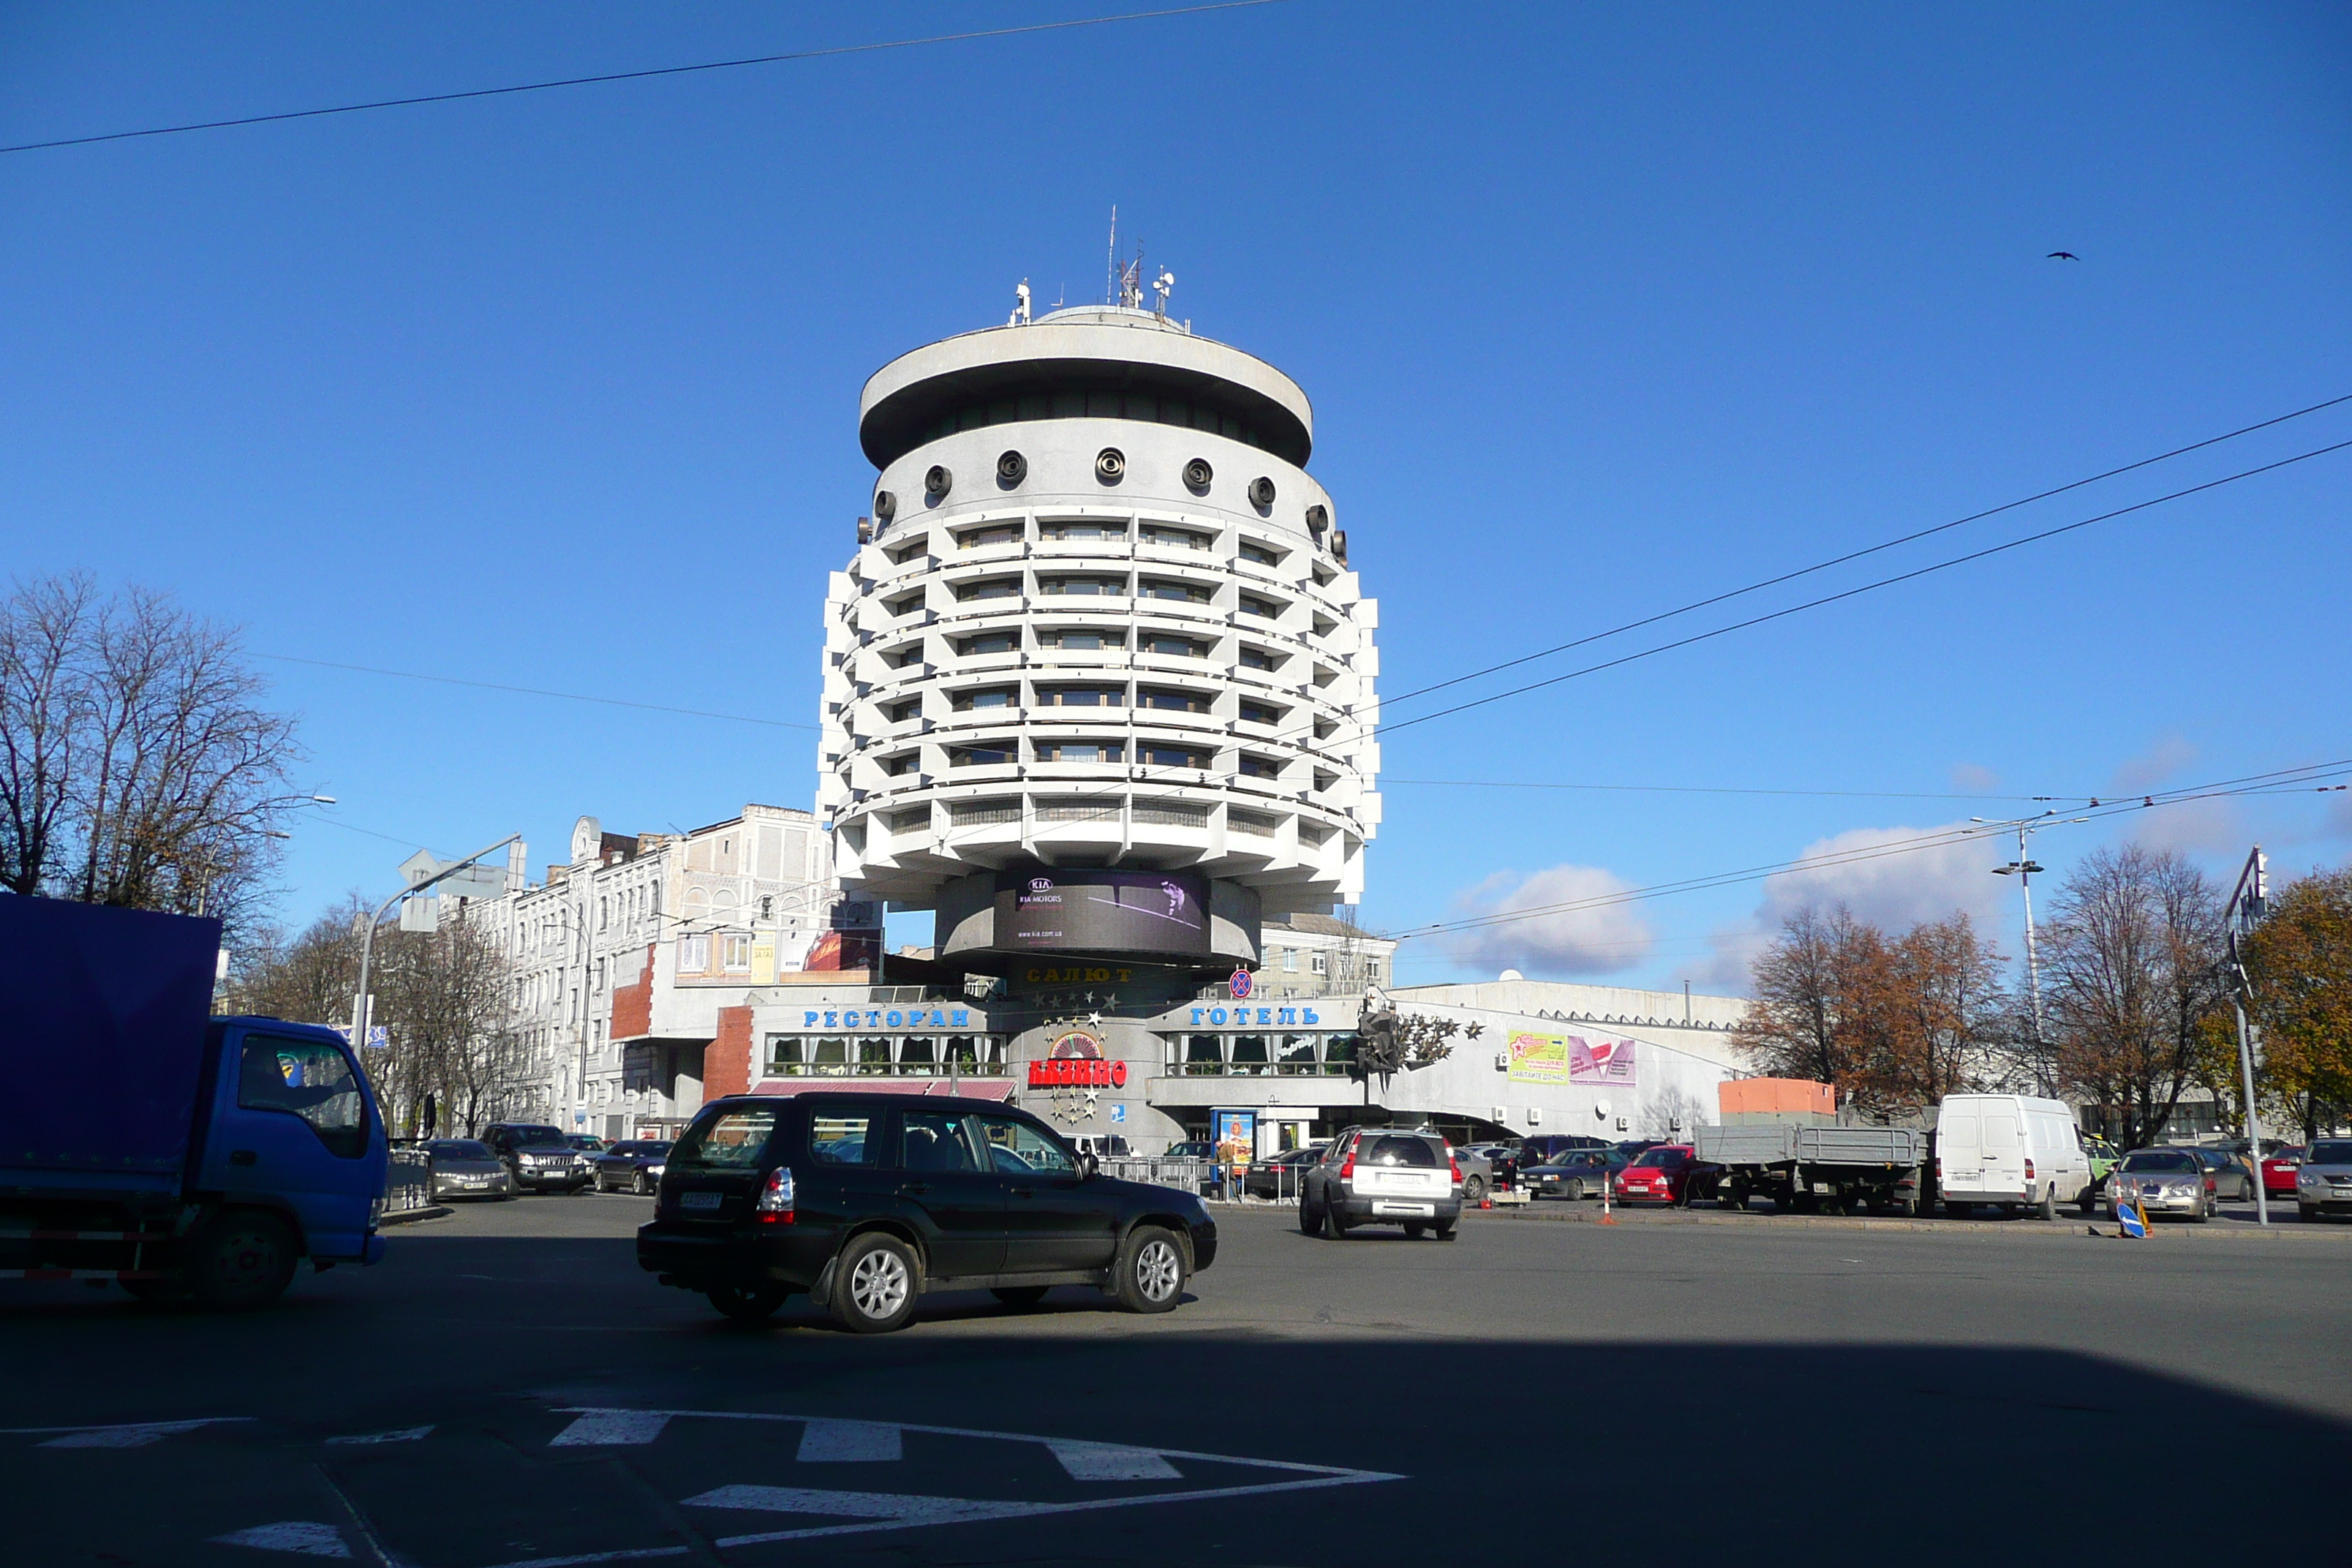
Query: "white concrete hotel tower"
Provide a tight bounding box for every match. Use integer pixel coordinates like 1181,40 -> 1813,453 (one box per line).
818,299 -> 1380,972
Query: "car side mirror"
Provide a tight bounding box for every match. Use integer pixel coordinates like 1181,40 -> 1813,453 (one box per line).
1077,1153 -> 1098,1180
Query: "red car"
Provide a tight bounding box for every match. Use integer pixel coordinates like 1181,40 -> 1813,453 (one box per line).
1613,1144 -> 1706,1205
2263,1146 -> 2306,1198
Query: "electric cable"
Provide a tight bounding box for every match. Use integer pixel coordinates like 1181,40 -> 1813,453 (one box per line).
1379,389 -> 2352,712
0,1 -> 1290,157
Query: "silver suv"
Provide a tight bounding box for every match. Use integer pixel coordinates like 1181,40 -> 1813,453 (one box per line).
1299,1128 -> 1462,1239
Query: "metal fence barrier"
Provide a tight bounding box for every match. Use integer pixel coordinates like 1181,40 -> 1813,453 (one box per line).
383,1145 -> 434,1215
1098,1156 -> 1214,1193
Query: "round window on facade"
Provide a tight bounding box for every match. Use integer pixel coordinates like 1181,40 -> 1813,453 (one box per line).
873,489 -> 897,521
996,450 -> 1028,487
1095,448 -> 1126,483
1248,476 -> 1277,511
1183,457 -> 1213,494
924,464 -> 954,500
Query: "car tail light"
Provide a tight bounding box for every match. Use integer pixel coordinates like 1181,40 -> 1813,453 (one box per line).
2024,1158 -> 2036,1182
1338,1151 -> 1354,1180
755,1166 -> 796,1224
1450,1159 -> 1464,1183
2204,1175 -> 2216,1193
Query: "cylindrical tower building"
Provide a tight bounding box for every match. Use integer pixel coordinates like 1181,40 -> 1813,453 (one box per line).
818,304 -> 1380,976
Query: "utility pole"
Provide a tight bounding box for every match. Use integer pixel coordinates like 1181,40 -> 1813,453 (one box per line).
1981,813 -> 2087,1096
2227,846 -> 2271,1226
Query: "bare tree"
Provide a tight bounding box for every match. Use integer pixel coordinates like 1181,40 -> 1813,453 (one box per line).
0,575 -> 304,936
1881,913 -> 2008,1110
2040,845 -> 2228,1150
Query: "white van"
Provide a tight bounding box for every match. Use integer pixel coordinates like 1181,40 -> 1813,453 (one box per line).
1934,1093 -> 2094,1218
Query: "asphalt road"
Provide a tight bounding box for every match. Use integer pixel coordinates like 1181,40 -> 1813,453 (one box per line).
4,1193 -> 2348,1567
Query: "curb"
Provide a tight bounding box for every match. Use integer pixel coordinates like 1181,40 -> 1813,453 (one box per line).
377,1205 -> 453,1226
1463,1203 -> 2352,1242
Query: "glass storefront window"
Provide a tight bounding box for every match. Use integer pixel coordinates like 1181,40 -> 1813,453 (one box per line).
809,1037 -> 850,1075
1276,1033 -> 1318,1075
1323,1033 -> 1360,1074
1230,1035 -> 1270,1076
856,1037 -> 894,1075
898,1036 -> 935,1075
1186,1035 -> 1224,1077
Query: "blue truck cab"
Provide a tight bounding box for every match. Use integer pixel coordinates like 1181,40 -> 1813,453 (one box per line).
0,896 -> 388,1308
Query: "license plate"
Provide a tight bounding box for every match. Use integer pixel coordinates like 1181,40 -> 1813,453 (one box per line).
681,1191 -> 722,1210
1371,1200 -> 1436,1216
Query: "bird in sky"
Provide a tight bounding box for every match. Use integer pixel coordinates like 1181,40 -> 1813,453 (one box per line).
2047,250 -> 2080,260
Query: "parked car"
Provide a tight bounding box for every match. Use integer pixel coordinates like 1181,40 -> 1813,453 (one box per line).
1466,1143 -> 1520,1188
424,1139 -> 514,1202
1612,1144 -> 1718,1207
2294,1138 -> 2352,1221
1071,1135 -> 1131,1159
2108,1147 -> 2215,1223
1240,1146 -> 1322,1199
2079,1131 -> 2123,1196
1299,1128 -> 1462,1239
1517,1134 -> 1608,1168
1451,1145 -> 1496,1203
481,1123 -> 593,1194
1168,1141 -> 1216,1160
592,1139 -> 672,1194
637,1093 -> 1217,1330
2179,1145 -> 2255,1202
1523,1147 -> 1625,1201
2261,1145 -> 2305,1199
567,1134 -> 610,1158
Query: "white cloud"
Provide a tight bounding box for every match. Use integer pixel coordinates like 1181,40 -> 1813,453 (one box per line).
2110,733 -> 2197,794
1442,864 -> 1655,978
2127,794 -> 2243,857
1756,820 -> 2011,932
1949,762 -> 2000,793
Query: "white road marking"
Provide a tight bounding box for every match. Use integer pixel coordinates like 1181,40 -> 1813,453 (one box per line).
688,1484 -> 1033,1524
796,1419 -> 902,1463
549,1410 -> 674,1447
210,1520 -> 353,1557
1048,1439 -> 1181,1480
325,1426 -> 434,1446
32,1418 -> 248,1448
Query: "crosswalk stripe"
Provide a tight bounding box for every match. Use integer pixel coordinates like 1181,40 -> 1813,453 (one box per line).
1047,1440 -> 1182,1480
796,1420 -> 902,1462
550,1410 -> 674,1446
686,1485 -> 1035,1524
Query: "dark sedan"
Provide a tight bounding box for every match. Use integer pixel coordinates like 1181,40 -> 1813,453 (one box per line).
638,1093 -> 1218,1332
2179,1145 -> 2255,1202
424,1139 -> 514,1202
1523,1146 -> 1625,1201
1240,1146 -> 1323,1199
592,1139 -> 673,1194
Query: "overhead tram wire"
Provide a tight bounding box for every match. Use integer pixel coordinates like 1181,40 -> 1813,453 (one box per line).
0,1 -> 1290,157
1377,389 -> 2352,714
1381,761 -> 2352,946
251,652 -> 819,731
1373,436 -> 2352,740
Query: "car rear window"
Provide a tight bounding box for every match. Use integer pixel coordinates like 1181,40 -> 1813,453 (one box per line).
1365,1135 -> 1440,1167
1632,1148 -> 1686,1168
672,1107 -> 780,1169
2119,1151 -> 2196,1172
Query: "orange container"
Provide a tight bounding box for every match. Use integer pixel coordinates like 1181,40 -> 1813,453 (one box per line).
1717,1078 -> 1836,1117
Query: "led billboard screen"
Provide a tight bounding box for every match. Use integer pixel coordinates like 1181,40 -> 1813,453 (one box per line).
995,868 -> 1211,957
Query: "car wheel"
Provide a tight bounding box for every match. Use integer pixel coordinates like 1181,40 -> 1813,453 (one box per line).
1113,1225 -> 1188,1313
1463,1175 -> 1487,1204
1300,1194 -> 1327,1238
1433,1218 -> 1457,1240
1565,1180 -> 1585,1202
1403,1221 -> 1427,1238
634,1171 -> 652,1196
185,1210 -> 298,1311
706,1284 -> 787,1322
2037,1187 -> 2057,1221
1896,1195 -> 1918,1217
592,1173 -> 608,1194
831,1233 -> 919,1333
990,1286 -> 1052,1307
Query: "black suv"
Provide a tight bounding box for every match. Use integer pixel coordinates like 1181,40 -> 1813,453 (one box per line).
636,1093 -> 1218,1333
480,1123 -> 592,1194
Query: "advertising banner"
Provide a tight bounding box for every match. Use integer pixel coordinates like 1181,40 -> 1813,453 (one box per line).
1506,1031 -> 1638,1085
1214,1109 -> 1257,1166
997,868 -> 1210,957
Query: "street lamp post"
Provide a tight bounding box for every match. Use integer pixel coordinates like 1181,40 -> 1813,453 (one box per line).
1978,813 -> 2090,1097
2227,846 -> 2271,1227
350,834 -> 521,1109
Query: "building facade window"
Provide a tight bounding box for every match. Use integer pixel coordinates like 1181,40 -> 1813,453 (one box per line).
1139,745 -> 1210,769
678,934 -> 709,972
951,743 -> 1015,767
951,688 -> 1014,711
1035,741 -> 1123,764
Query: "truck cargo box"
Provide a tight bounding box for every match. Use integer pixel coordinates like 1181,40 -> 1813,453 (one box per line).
0,895 -> 222,1194
1696,1123 -> 1924,1169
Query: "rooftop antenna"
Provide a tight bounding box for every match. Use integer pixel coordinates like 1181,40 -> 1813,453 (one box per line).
1009,278 -> 1031,326
1152,267 -> 1174,320
1117,244 -> 1145,310
1105,206 -> 1117,305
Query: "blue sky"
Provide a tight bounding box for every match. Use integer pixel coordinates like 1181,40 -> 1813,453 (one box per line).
4,1 -> 2348,992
